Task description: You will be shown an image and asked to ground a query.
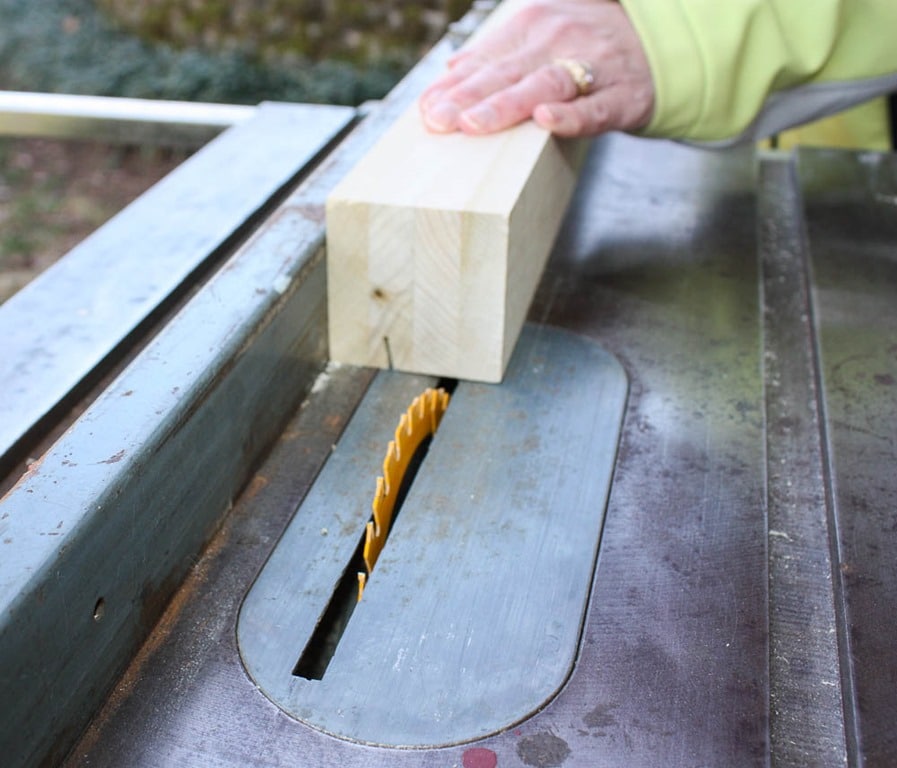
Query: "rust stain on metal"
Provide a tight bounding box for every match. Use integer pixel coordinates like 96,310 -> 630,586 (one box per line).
293,203 -> 325,225
242,475 -> 270,502
73,523 -> 233,757
99,449 -> 126,465
2,455 -> 46,501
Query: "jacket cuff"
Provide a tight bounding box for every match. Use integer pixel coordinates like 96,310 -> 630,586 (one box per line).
618,0 -> 708,138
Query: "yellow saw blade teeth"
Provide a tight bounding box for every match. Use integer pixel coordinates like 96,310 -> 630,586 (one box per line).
359,387 -> 450,600
362,519 -> 377,574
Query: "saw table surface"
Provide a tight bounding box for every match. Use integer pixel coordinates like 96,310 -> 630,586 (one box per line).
53,130 -> 897,768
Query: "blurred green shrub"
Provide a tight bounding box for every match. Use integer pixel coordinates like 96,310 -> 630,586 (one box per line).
0,0 -> 466,105
96,0 -> 471,66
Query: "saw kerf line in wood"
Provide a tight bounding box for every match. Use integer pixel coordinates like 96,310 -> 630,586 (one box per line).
326,0 -> 588,383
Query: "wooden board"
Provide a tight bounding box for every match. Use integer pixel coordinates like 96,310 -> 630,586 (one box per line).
326,0 -> 586,382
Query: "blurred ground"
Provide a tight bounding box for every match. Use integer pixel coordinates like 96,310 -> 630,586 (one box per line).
0,138 -> 185,303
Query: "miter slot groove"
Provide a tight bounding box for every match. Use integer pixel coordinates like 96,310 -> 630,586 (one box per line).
292,379 -> 456,681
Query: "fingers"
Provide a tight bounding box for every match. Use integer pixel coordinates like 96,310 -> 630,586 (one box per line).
533,83 -> 654,137
420,11 -> 532,131
419,56 -> 484,113
424,62 -> 579,134
533,97 -> 612,137
421,59 -> 530,133
456,63 -> 581,134
419,0 -> 656,139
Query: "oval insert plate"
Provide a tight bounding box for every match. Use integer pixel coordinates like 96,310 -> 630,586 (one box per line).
237,323 -> 628,747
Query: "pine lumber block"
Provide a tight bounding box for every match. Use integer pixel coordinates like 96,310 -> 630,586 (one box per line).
326,0 -> 586,383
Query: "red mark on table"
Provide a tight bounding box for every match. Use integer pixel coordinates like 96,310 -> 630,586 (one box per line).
463,747 -> 498,768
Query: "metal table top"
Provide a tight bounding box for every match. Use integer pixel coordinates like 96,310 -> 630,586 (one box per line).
62,136 -> 896,768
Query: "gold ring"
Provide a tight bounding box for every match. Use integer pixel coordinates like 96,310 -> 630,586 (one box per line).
553,58 -> 595,97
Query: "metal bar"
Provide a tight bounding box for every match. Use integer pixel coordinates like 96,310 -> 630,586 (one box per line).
757,151 -> 848,767
799,148 -> 897,767
0,91 -> 254,147
0,102 -> 353,482
0,106 -> 353,768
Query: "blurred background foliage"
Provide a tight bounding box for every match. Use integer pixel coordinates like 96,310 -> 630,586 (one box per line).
0,0 -> 471,301
0,0 -> 470,106
97,0 -> 471,70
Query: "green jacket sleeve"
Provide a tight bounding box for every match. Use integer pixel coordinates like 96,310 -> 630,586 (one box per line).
619,0 -> 897,143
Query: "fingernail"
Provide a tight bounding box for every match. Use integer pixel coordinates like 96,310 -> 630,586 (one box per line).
424,101 -> 460,132
534,104 -> 559,129
459,103 -> 498,133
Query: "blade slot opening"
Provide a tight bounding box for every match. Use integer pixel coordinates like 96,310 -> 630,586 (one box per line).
292,380 -> 456,680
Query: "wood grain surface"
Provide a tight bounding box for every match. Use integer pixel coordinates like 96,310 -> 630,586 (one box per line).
326,0 -> 586,382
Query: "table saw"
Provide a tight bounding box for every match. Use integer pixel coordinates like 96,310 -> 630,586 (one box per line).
1,10 -> 896,768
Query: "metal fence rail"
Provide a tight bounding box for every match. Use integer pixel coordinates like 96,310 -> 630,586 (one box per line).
0,90 -> 254,147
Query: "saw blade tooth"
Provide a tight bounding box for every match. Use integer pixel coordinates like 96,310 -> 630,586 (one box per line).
356,571 -> 366,602
382,440 -> 399,497
394,430 -> 413,481
428,389 -> 439,431
373,497 -> 390,540
418,390 -> 430,423
395,412 -> 410,451
372,474 -> 386,507
392,429 -> 404,469
414,394 -> 423,421
363,519 -> 378,574
428,390 -> 438,431
409,395 -> 428,441
372,476 -> 387,536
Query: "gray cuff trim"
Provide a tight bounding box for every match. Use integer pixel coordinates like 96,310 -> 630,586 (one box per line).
694,71 -> 897,148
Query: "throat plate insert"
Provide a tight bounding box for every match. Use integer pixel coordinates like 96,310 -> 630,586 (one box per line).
237,324 -> 628,747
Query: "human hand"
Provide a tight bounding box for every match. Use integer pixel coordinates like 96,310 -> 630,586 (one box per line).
419,0 -> 655,138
